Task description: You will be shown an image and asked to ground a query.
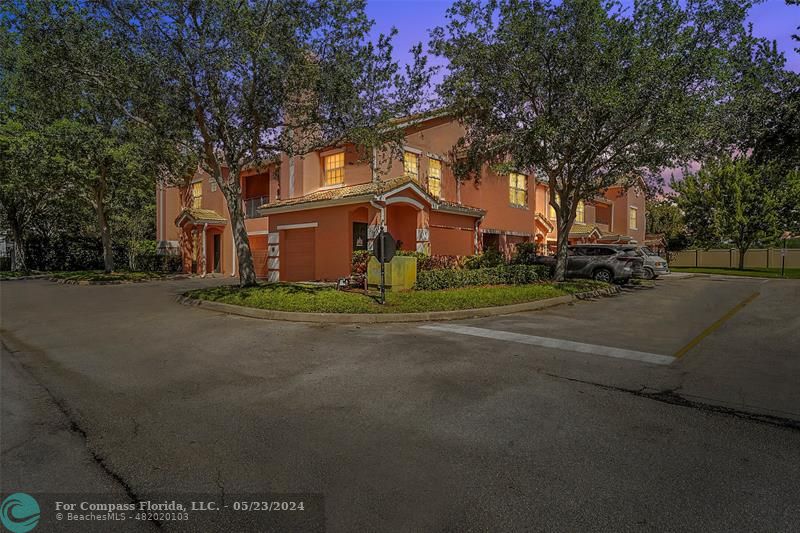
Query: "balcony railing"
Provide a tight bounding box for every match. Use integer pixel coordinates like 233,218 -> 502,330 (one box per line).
244,195 -> 268,218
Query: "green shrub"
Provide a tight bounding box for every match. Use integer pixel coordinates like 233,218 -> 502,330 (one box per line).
530,264 -> 552,280
414,264 -> 546,290
397,251 -> 466,271
511,242 -> 539,265
464,248 -> 504,269
131,252 -> 183,273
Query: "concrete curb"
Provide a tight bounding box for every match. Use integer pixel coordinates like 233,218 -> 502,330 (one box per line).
178,285 -> 621,324
660,273 -> 705,280
48,275 -> 190,286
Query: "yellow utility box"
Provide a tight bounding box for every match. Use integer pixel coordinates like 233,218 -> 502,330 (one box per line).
367,256 -> 417,291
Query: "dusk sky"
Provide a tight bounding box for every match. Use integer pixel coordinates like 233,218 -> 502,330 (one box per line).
366,0 -> 800,80
365,0 -> 799,186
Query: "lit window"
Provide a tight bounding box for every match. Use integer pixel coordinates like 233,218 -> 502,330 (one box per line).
576,200 -> 585,223
192,182 -> 203,208
403,151 -> 419,181
509,173 -> 527,207
428,159 -> 442,198
629,206 -> 638,229
323,152 -> 345,186
549,193 -> 559,220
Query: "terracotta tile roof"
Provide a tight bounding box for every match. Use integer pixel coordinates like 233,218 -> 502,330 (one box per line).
534,213 -> 555,230
436,199 -> 485,216
261,179 -> 394,210
175,208 -> 227,226
568,223 -> 601,236
259,175 -> 484,217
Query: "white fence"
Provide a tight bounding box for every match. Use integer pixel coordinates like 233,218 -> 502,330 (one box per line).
670,248 -> 800,269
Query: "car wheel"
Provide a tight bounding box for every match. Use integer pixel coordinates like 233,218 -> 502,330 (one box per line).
592,268 -> 613,283
644,267 -> 655,280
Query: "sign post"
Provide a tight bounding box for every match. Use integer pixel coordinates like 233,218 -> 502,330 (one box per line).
780,231 -> 793,279
782,237 -> 787,278
373,230 -> 396,304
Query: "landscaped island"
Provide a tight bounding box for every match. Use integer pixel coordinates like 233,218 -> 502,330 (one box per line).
187,280 -> 608,314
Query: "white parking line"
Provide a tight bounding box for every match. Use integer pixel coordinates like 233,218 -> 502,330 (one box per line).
419,324 -> 676,366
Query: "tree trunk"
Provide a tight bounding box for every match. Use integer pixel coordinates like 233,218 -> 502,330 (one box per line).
738,247 -> 747,270
554,216 -> 572,281
221,175 -> 257,287
94,184 -> 114,274
128,242 -> 137,271
9,219 -> 28,272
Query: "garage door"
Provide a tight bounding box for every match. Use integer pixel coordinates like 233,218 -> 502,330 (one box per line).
282,228 -> 315,281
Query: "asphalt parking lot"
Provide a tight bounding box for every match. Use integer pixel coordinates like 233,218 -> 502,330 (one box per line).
2,275 -> 799,531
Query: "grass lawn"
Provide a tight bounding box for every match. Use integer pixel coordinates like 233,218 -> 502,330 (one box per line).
0,270 -> 48,279
671,267 -> 800,279
188,280 -> 608,314
49,270 -> 170,282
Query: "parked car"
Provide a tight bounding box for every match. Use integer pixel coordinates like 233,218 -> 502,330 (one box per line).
613,245 -> 670,279
637,246 -> 670,279
534,245 -> 643,284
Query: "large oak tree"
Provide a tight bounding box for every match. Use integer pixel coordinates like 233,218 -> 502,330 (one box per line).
3,1 -> 189,273
431,0 -> 756,280
93,0 -> 429,285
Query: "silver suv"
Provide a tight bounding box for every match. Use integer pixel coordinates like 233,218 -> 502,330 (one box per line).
535,245 -> 643,284
618,245 -> 670,279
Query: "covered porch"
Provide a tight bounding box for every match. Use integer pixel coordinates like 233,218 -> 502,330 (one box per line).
260,176 -> 483,282
175,208 -> 228,276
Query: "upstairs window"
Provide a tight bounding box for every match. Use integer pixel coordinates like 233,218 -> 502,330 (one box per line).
191,181 -> 203,208
403,151 -> 419,181
428,159 -> 442,198
509,173 -> 528,207
629,206 -> 638,229
576,200 -> 585,223
323,152 -> 345,186
549,193 -> 559,219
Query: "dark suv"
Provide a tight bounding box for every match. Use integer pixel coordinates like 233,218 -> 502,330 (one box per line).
535,245 -> 643,283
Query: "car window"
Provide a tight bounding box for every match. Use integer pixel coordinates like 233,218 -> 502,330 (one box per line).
568,248 -> 585,256
594,248 -> 615,256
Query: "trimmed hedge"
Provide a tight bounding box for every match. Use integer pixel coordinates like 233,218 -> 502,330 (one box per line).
396,251 -> 467,271
130,253 -> 183,273
415,264 -> 551,290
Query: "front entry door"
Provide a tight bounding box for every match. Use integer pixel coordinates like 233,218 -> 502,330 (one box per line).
353,222 -> 368,251
213,234 -> 221,273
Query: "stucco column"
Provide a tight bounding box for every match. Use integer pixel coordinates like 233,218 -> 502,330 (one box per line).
474,217 -> 484,254
231,230 -> 236,277
415,209 -> 430,255
499,232 -> 509,260
367,202 -> 384,252
201,223 -> 208,278
267,232 -> 280,282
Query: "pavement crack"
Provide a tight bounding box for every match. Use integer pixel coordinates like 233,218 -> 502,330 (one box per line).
541,371 -> 800,432
215,468 -> 226,507
2,337 -> 163,529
